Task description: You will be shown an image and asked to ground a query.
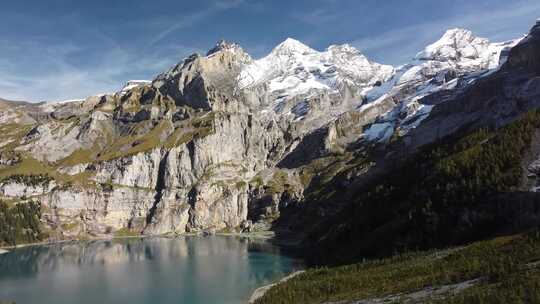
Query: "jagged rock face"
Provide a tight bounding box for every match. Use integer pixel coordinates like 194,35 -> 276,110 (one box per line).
121,80 -> 152,92
507,20 -> 540,72
0,99 -> 37,125
0,24 -> 535,239
41,187 -> 156,236
93,148 -> 163,189
154,42 -> 252,112
19,120 -> 85,162
0,181 -> 56,198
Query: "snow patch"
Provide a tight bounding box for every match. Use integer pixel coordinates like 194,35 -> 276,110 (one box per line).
364,122 -> 395,143
416,28 -> 521,71
121,80 -> 151,92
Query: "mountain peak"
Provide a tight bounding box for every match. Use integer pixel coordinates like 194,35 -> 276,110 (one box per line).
271,38 -> 316,55
442,28 -> 474,37
416,28 -> 489,61
327,43 -> 362,55
206,39 -> 242,56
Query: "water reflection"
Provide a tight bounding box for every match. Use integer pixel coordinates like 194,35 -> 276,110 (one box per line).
0,236 -> 302,304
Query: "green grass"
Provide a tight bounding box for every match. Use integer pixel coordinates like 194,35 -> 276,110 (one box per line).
113,227 -> 140,237
0,156 -> 56,179
0,174 -> 52,186
434,272 -> 540,304
265,170 -> 290,194
60,222 -> 79,232
0,123 -> 33,153
0,155 -> 97,187
97,120 -> 171,161
64,111 -> 216,163
235,180 -> 247,190
256,232 -> 540,304
58,148 -> 96,167
250,175 -> 264,188
163,126 -> 213,149
298,152 -> 372,196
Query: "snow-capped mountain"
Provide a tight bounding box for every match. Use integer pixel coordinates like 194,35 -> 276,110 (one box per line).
238,38 -> 393,97
234,38 -> 394,127
360,28 -> 522,143
31,29 -> 522,145
416,28 -> 512,67
230,30 -> 519,136
369,29 -> 521,97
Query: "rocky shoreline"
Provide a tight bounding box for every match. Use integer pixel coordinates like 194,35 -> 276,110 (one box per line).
249,271 -> 305,303
0,230 -> 276,250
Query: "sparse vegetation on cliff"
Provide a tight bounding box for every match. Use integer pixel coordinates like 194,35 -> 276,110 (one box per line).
0,174 -> 52,186
0,200 -> 45,246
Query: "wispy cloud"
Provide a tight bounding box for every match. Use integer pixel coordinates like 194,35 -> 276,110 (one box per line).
149,0 -> 246,45
0,0 -> 259,102
0,37 -> 199,102
292,8 -> 341,26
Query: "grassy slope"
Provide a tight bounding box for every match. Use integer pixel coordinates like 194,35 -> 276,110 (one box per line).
256,232 -> 540,304
0,156 -> 96,187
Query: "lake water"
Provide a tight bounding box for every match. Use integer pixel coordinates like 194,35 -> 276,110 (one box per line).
0,236 -> 302,304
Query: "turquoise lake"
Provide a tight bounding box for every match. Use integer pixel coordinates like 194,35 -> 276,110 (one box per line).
0,236 -> 302,304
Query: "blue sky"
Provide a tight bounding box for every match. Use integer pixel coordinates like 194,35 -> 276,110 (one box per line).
1,0 -> 540,102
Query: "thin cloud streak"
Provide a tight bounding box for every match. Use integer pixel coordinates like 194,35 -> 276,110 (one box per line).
292,8 -> 341,26
149,0 -> 246,45
0,39 -> 198,102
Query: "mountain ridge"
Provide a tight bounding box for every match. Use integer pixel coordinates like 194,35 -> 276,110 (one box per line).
0,22 -> 537,246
